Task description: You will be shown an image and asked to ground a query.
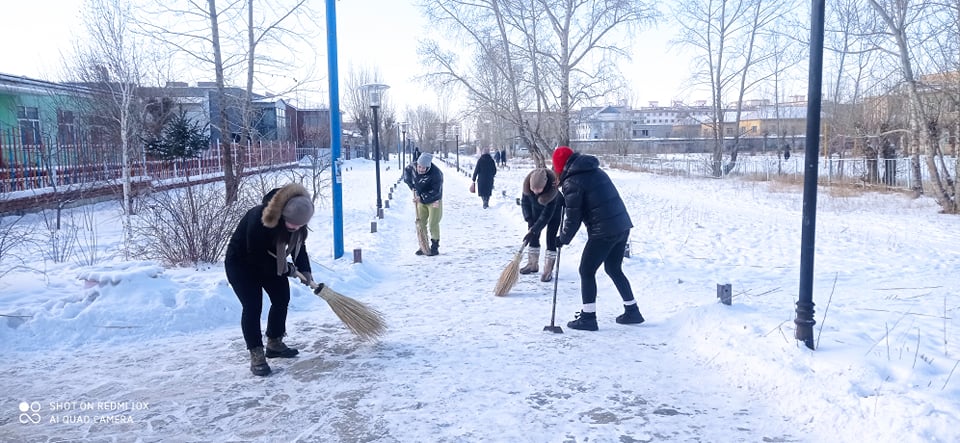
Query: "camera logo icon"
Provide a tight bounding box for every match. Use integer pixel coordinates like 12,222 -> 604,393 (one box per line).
19,401 -> 41,424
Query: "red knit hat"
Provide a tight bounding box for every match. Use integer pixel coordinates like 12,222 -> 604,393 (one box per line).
552,146 -> 573,177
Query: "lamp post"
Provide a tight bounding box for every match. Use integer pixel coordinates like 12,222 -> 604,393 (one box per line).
360,83 -> 389,219
400,122 -> 408,168
453,124 -> 460,171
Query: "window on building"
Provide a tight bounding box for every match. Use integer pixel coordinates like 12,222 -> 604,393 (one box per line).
17,106 -> 41,145
58,110 -> 77,145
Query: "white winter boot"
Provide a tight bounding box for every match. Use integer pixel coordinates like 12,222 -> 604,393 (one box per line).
541,250 -> 557,282
519,247 -> 540,274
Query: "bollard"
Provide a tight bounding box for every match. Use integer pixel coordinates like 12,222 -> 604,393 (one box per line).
717,283 -> 732,306
384,200 -> 390,209
624,241 -> 631,258
377,208 -> 384,219
370,221 -> 377,233
353,248 -> 362,263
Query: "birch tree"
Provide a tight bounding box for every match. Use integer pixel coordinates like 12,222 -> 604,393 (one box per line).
74,0 -> 145,257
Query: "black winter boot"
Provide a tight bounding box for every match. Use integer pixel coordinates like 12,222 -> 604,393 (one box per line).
265,337 -> 299,358
616,304 -> 645,325
567,311 -> 598,331
249,346 -> 271,376
429,239 -> 440,256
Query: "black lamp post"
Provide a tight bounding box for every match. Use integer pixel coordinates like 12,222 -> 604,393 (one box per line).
400,122 -> 408,168
360,83 -> 390,219
453,124 -> 460,171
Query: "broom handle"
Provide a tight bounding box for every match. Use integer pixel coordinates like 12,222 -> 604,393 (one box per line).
549,211 -> 565,327
294,270 -> 325,295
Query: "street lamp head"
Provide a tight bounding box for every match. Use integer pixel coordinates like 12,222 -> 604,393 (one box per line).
360,83 -> 390,108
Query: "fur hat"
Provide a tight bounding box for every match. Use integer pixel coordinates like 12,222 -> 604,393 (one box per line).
552,146 -> 573,177
282,195 -> 314,225
417,152 -> 433,168
529,168 -> 549,192
481,147 -> 490,155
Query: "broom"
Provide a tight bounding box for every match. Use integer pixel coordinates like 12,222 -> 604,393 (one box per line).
416,217 -> 430,255
414,194 -> 431,255
493,240 -> 528,297
295,271 -> 387,342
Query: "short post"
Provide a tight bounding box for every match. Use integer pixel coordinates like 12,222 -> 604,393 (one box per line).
717,283 -> 732,306
623,241 -> 631,258
370,221 -> 377,233
353,248 -> 362,263
384,200 -> 390,209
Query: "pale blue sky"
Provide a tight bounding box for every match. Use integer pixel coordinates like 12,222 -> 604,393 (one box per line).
1,0 -> 696,110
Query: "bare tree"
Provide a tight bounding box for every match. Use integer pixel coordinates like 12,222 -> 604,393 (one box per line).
865,0 -> 956,210
73,0 -> 145,256
673,0 -> 799,176
135,0 -> 317,204
420,0 -> 655,160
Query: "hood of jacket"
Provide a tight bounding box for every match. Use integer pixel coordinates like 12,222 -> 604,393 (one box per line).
261,183 -> 311,228
522,168 -> 559,205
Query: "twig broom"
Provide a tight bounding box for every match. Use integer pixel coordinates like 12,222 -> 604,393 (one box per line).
493,241 -> 528,297
416,217 -> 430,255
296,271 -> 387,342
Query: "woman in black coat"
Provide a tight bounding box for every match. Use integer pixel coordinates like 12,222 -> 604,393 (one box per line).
520,168 -> 564,282
225,183 -> 314,376
553,146 -> 645,331
471,147 -> 498,208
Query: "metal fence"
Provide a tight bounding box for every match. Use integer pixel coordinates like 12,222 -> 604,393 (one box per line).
1,134 -> 297,194
599,154 -> 956,192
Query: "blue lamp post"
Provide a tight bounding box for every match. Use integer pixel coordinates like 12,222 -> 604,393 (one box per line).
360,83 -> 389,219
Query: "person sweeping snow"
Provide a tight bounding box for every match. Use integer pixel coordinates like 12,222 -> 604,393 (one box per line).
404,152 -> 444,256
552,146 -> 645,331
225,183 -> 315,376
519,167 -> 564,282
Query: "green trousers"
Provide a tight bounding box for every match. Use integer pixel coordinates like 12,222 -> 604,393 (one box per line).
416,200 -> 443,241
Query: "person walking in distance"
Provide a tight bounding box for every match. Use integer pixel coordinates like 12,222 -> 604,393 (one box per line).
552,146 -> 644,331
472,147 -> 497,209
405,152 -> 444,255
225,183 -> 315,376
519,167 -> 563,282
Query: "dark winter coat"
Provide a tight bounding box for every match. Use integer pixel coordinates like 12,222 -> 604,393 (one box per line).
471,153 -> 497,198
557,153 -> 633,244
410,163 -> 443,205
403,163 -> 416,190
225,184 -> 312,278
521,169 -> 563,234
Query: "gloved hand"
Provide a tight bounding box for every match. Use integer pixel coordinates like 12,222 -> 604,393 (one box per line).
299,272 -> 313,286
555,236 -> 566,248
523,231 -> 537,244
284,262 -> 298,278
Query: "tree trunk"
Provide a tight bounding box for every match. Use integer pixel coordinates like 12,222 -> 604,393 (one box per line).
208,0 -> 238,204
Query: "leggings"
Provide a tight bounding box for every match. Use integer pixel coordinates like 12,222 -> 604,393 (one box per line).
226,265 -> 290,350
527,212 -> 561,251
578,230 -> 634,305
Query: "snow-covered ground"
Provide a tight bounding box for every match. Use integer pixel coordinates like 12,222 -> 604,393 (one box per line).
1,156 -> 958,442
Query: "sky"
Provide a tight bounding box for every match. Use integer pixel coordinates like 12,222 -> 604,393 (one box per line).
0,0 -> 694,111
1,154 -> 959,441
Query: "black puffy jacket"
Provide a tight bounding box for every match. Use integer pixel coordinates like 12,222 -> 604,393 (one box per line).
557,153 -> 632,244
411,163 -> 443,205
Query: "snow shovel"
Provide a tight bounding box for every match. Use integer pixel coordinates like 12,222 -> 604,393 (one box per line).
543,244 -> 563,334
295,271 -> 386,342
